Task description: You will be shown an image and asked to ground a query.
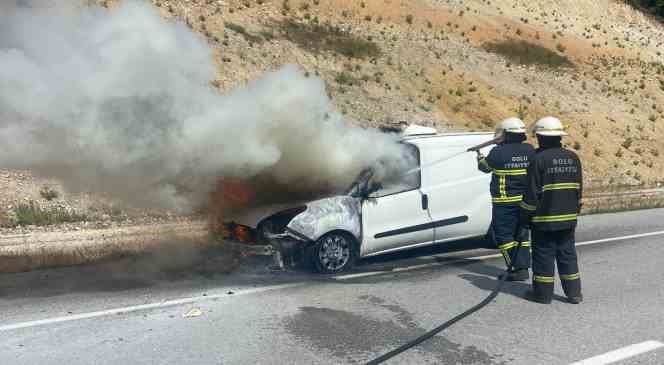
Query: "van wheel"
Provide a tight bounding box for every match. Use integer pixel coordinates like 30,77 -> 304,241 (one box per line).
307,232 -> 357,274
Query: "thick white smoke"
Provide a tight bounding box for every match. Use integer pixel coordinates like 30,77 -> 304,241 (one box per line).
0,1 -> 412,212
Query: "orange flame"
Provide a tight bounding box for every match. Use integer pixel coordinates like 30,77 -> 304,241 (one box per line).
208,177 -> 256,240
220,177 -> 255,206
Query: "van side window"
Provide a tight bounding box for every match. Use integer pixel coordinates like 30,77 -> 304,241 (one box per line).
370,143 -> 421,197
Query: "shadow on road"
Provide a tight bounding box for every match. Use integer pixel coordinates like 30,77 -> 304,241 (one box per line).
0,244 -> 247,299
458,261 -> 568,302
0,237 -> 497,299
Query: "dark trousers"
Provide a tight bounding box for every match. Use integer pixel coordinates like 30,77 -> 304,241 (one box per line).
532,228 -> 582,302
492,204 -> 531,271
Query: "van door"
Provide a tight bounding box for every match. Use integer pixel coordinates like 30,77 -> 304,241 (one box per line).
360,144 -> 434,256
421,143 -> 493,243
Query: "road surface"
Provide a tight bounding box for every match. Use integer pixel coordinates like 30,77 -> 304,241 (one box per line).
2,209 -> 664,364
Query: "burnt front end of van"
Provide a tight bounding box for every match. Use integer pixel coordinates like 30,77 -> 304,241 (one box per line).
258,196 -> 362,270
257,206 -> 311,269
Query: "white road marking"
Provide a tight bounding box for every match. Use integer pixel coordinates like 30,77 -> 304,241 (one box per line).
0,283 -> 302,332
569,340 -> 664,365
574,230 -> 664,247
333,229 -> 664,280
3,230 -> 664,332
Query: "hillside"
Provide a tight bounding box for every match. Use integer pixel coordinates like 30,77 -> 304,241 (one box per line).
2,0 -> 664,229
94,0 -> 663,188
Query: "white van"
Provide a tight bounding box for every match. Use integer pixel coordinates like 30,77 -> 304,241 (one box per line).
249,128 -> 497,273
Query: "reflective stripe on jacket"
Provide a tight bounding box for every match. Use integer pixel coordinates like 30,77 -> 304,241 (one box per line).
520,145 -> 583,231
478,142 -> 535,205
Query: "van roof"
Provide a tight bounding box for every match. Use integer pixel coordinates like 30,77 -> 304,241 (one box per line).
402,131 -> 493,140
403,132 -> 496,149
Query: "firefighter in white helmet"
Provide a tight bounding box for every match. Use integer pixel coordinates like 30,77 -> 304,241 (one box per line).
477,117 -> 535,281
519,116 -> 583,304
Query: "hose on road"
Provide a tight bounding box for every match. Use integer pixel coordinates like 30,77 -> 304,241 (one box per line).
364,239 -> 526,365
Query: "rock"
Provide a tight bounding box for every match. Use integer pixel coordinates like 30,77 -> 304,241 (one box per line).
183,307 -> 203,318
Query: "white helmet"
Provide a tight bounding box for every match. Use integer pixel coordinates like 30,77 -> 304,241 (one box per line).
495,117 -> 526,138
532,116 -> 568,137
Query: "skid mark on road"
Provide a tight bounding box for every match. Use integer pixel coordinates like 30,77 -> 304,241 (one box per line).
283,306 -> 508,365
569,340 -> 664,365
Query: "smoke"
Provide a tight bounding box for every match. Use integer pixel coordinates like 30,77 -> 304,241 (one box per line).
0,1 -> 413,213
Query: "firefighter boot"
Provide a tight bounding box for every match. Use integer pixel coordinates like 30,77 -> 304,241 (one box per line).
567,294 -> 583,304
528,275 -> 555,304
506,269 -> 529,281
524,289 -> 552,304
561,275 -> 582,304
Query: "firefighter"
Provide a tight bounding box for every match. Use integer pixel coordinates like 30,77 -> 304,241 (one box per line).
519,116 -> 583,304
477,117 -> 535,281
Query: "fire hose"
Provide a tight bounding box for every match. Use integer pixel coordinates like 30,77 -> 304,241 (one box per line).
404,134 -> 504,176
364,135 -> 527,364
364,237 -> 527,365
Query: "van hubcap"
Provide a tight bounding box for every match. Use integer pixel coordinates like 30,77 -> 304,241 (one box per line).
319,235 -> 350,271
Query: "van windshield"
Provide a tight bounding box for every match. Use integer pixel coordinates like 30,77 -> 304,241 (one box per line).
347,143 -> 420,198
346,168 -> 373,197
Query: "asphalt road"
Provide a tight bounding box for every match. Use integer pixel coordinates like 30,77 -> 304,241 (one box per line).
2,209 -> 664,364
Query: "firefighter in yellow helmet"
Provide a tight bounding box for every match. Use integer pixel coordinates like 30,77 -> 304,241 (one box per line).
520,117 -> 583,304
477,117 -> 535,281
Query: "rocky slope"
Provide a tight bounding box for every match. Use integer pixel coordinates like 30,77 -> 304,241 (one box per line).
2,0 -> 664,230
133,0 -> 664,188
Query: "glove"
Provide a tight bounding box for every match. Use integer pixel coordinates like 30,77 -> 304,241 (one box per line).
476,151 -> 485,161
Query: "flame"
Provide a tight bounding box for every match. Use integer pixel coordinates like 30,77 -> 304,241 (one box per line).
207,177 -> 256,240
233,225 -> 252,243
220,177 -> 254,206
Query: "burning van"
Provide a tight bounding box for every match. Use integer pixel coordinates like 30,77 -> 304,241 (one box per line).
225,127 -> 498,273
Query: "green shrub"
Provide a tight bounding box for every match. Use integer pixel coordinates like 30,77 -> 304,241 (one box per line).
335,71 -> 358,85
483,39 -> 574,69
11,201 -> 87,227
39,186 -> 59,201
225,22 -> 263,43
277,20 -> 381,59
625,0 -> 664,17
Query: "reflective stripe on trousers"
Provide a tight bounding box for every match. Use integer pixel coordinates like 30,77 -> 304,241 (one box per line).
531,228 -> 581,302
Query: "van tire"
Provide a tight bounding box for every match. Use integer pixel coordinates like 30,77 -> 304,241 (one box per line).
307,231 -> 358,274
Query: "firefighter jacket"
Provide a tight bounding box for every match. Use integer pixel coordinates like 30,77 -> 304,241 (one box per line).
519,144 -> 583,231
478,142 -> 536,205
